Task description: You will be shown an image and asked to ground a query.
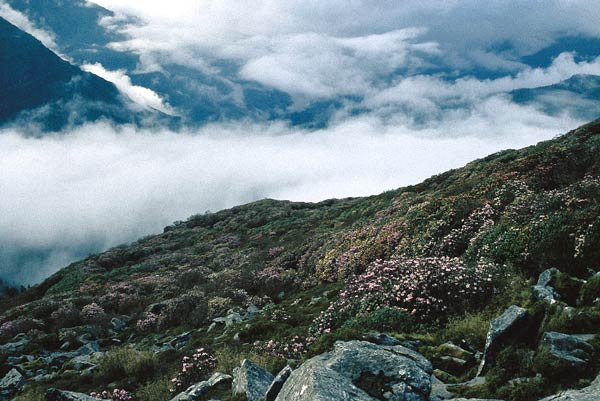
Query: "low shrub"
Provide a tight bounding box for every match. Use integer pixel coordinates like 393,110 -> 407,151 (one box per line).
97,347 -> 160,385
136,377 -> 173,401
579,274 -> 600,306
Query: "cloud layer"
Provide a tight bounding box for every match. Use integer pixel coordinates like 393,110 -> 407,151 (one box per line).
0,96 -> 585,284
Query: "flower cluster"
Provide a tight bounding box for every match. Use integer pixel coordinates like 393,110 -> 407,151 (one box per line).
171,348 -> 217,393
310,257 -> 497,337
268,246 -> 285,258
136,312 -> 158,333
81,303 -> 107,322
262,304 -> 290,322
438,203 -> 496,256
261,336 -> 308,360
91,389 -> 133,401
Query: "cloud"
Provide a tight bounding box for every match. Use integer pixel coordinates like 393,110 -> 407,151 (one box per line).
81,63 -> 175,115
0,1 -> 59,53
0,94 -> 585,285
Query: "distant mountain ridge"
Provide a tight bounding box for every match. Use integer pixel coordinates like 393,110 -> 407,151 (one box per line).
0,16 -> 176,131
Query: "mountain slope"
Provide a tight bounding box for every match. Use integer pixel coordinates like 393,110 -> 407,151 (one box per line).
512,74 -> 600,121
1,119 -> 600,400
0,17 -> 176,131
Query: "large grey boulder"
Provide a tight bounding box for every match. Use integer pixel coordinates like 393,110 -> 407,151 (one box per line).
265,365 -> 293,401
539,332 -> 594,370
275,340 -> 433,401
232,359 -> 274,401
539,372 -> 600,400
0,368 -> 25,397
45,389 -> 110,401
478,305 -> 535,375
533,268 -> 560,303
170,372 -> 232,401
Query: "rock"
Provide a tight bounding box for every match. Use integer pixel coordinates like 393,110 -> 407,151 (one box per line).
170,372 -> 232,401
274,340 -> 433,401
477,305 -> 536,375
110,317 -> 126,331
430,375 -> 453,400
539,331 -> 594,370
232,359 -> 274,401
69,355 -> 98,371
438,342 -> 474,360
0,368 -> 25,396
265,365 -> 293,401
533,268 -> 560,303
365,331 -> 401,346
450,399 -> 503,401
0,334 -> 31,354
207,322 -> 217,333
169,331 -> 193,349
46,389 -> 110,401
539,372 -> 600,400
225,311 -> 243,327
76,341 -> 100,356
244,304 -> 261,320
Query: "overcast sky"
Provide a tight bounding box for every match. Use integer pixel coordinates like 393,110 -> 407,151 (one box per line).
1,0 -> 600,284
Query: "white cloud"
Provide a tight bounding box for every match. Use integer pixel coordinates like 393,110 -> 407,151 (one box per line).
0,1 -> 59,52
0,95 -> 585,285
84,0 -> 600,104
365,53 -> 600,115
81,63 -> 175,115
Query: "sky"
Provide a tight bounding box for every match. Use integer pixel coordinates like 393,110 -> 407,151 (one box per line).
1,0 -> 600,285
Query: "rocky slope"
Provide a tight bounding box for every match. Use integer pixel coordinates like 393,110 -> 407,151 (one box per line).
1,119 -> 600,400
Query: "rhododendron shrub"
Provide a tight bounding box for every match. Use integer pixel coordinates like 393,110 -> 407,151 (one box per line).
171,348 -> 217,393
310,257 -> 497,337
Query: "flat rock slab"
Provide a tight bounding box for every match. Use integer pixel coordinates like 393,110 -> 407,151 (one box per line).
275,340 -> 433,401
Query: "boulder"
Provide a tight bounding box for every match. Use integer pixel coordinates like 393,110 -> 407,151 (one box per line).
45,389 -> 110,401
170,372 -> 232,401
76,341 -> 100,356
533,268 -> 560,303
539,372 -> 600,400
365,331 -> 401,346
539,331 -> 594,370
232,359 -> 274,401
0,334 -> 31,354
429,375 -> 453,400
0,368 -> 25,396
477,305 -> 536,375
265,365 -> 293,401
274,340 -> 433,401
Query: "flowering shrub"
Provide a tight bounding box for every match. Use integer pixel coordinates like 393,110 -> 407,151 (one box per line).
310,257 -> 497,337
50,304 -> 82,328
171,348 -> 217,393
261,336 -> 308,359
268,246 -> 285,258
91,389 -> 134,401
81,303 -> 107,323
0,317 -> 44,339
136,312 -> 158,333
